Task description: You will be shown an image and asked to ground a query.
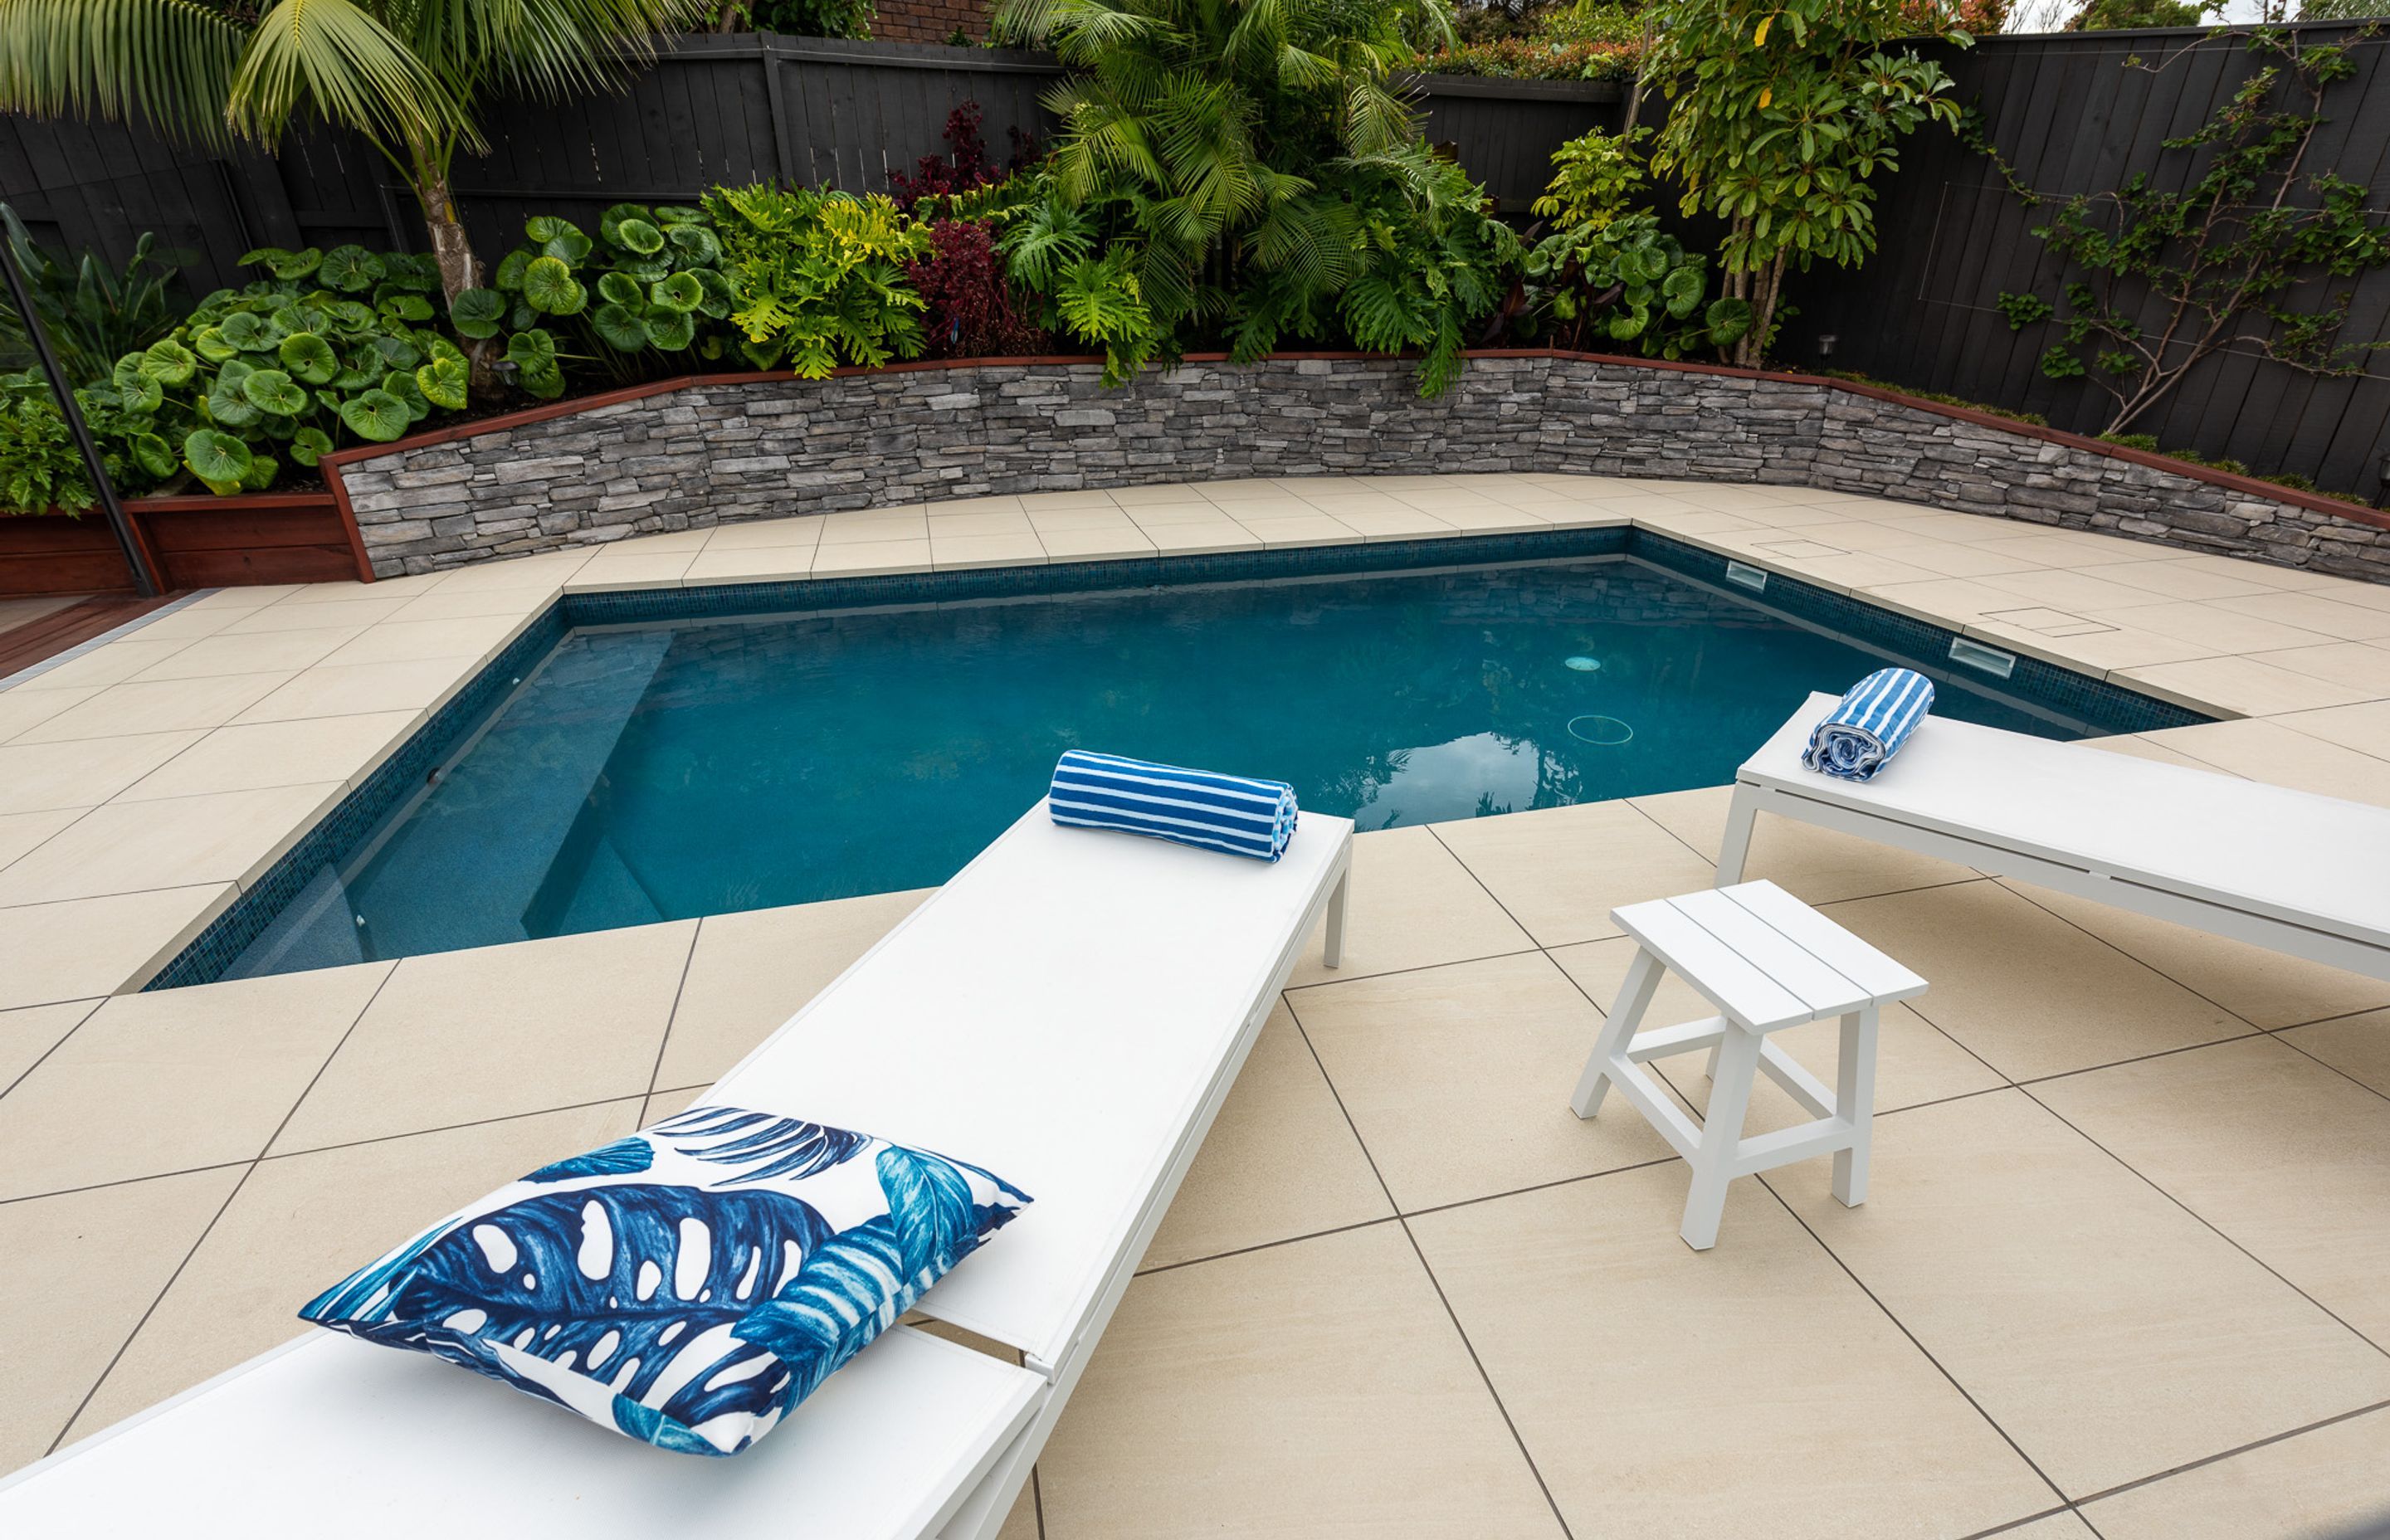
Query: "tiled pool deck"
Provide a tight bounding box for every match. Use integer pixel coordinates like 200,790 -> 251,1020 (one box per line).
3,473 -> 2389,1535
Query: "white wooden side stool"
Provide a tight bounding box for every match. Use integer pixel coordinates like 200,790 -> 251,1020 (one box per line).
1569,879 -> 1927,1250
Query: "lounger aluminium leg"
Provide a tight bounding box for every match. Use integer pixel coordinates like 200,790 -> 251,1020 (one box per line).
1715,782 -> 1761,885
1831,1004 -> 1879,1207
1571,948 -> 1662,1118
1322,867 -> 1349,969
1680,1024 -> 1762,1251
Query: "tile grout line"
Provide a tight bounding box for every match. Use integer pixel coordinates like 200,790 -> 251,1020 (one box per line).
41,959 -> 402,1458
1276,987 -> 1578,1540
1749,1170 -> 2077,1517
639,920 -> 707,1109
2055,1395 -> 2390,1515
0,997 -> 106,1104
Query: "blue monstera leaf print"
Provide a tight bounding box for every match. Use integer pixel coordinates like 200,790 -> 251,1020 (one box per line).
302,1182 -> 834,1452
655,1105 -> 870,1184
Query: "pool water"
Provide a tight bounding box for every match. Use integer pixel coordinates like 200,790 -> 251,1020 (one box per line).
231,556 -> 2085,977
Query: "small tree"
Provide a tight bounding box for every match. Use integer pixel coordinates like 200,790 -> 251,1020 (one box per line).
1642,0 -> 1968,368
1990,28 -> 2390,435
0,0 -> 707,306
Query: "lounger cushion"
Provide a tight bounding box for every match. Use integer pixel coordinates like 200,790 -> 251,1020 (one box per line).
297,1105 -> 1031,1457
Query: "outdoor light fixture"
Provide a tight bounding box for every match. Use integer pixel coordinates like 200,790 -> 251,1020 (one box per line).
1815,333 -> 1838,361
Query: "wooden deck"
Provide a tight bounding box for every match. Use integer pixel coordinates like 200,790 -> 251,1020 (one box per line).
0,592 -> 181,678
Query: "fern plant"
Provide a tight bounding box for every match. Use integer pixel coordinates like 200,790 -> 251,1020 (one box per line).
0,371 -> 92,515
703,185 -> 931,378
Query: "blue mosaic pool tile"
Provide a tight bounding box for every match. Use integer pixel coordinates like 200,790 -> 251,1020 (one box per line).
144,532 -> 2202,991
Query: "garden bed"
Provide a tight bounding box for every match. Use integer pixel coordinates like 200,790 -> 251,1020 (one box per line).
0,491 -> 368,597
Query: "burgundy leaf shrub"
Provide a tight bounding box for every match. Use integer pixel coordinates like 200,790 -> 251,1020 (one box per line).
888,101 -> 1038,210
905,218 -> 1047,359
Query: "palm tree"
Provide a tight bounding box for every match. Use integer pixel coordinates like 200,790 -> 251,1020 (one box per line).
0,0 -> 708,303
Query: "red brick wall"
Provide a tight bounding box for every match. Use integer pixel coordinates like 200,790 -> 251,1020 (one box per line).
870,0 -> 990,42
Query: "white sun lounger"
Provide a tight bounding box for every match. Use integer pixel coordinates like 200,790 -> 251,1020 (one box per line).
0,799 -> 1354,1538
1721,692 -> 2390,982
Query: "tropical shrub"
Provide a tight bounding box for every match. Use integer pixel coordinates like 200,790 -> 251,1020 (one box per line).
735,0 -> 876,35
453,205 -> 738,397
1643,0 -> 1968,368
908,218 -> 1050,359
1520,129 -> 1747,359
0,207 -> 191,386
0,372 -> 91,514
83,246 -> 469,496
1416,36 -> 1641,80
703,184 -> 930,376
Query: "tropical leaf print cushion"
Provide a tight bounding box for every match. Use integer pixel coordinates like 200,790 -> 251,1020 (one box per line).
299,1106 -> 1031,1456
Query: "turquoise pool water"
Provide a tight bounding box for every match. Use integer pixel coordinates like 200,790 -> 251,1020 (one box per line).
231,555 -> 2087,976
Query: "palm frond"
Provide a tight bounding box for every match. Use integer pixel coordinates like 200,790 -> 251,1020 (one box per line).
232,0 -> 465,153
0,0 -> 246,148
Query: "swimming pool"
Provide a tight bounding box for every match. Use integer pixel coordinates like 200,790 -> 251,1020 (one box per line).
188,532 -> 2203,983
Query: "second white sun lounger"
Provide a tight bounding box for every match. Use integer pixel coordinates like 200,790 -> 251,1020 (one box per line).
0,798 -> 1354,1539
1722,692 -> 2390,982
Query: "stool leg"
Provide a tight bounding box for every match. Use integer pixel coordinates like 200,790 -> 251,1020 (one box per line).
1680,1025 -> 1762,1251
1832,1005 -> 1880,1207
1571,948 -> 1662,1119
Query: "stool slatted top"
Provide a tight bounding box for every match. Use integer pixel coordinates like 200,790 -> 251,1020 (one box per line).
1571,880 -> 1927,1250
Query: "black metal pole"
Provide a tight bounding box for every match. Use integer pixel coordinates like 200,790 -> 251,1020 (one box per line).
0,231 -> 160,597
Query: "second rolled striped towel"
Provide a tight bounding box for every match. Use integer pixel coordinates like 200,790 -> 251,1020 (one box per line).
1802,668 -> 1936,782
1049,750 -> 1300,862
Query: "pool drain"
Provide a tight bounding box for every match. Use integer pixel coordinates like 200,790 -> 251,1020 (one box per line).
1567,714 -> 1634,747
1563,655 -> 1602,672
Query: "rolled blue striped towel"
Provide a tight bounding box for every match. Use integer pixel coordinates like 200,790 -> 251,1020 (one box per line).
1802,668 -> 1936,782
1049,750 -> 1300,862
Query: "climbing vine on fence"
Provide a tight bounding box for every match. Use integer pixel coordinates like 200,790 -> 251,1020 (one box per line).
1983,27 -> 2390,436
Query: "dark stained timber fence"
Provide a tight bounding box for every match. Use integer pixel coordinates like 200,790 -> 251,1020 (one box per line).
1787,21 -> 2390,500
0,34 -> 1620,306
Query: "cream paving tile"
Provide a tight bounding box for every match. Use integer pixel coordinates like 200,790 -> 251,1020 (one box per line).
817,512 -> 929,544
0,998 -> 98,1093
1552,933 -> 2006,1123
656,890 -> 931,1090
2087,598 -> 2337,655
68,1099 -> 642,1445
2034,1036 -> 2390,1344
274,924 -> 695,1153
12,673 -> 295,743
2135,717 -> 2390,806
1038,1223 -> 1563,1540
1778,517 -> 1944,553
2116,653 -> 2378,718
1427,800 -> 1720,948
564,551 -> 695,590
1858,578 -> 2032,626
1627,506 -> 1763,539
924,495 -> 1023,517
2082,731 -> 2218,768
1788,551 -> 1947,590
2215,589 -> 2390,642
2271,699 -> 2390,761
231,658 -> 469,724
0,885 -> 236,1008
1329,506 -> 1460,541
2080,1406 -> 2390,1539
1631,783 -> 1983,904
116,605 -> 241,642
1141,521 -> 1263,555
315,613 -> 526,668
0,963 -> 392,1202
1143,1006 -> 1393,1271
1875,539 -> 2055,579
116,712 -> 418,802
1965,613 -> 2224,672
1413,1166 -> 2056,1538
13,637 -> 191,690
1995,1516 -> 2100,1538
1998,878 -> 2390,1031
925,510 -> 1036,538
1122,500 -> 1232,526
0,731 -> 204,812
180,583 -> 305,611
1038,527 -> 1158,563
1780,1089 -> 2390,1497
1189,478 -> 1292,503
219,597 -> 414,634
1023,505 -> 1141,534
807,537 -> 935,575
1291,952 -> 1671,1211
431,552 -> 590,592
680,544 -> 817,584
129,626 -> 363,681
275,571 -> 445,603
1528,500 -> 1633,529
1232,514 -> 1363,548
1979,531 -> 2176,568
1017,490 -> 1118,513
2279,1010 -> 2390,1095
387,586 -> 562,623
0,782 -> 342,909
642,1084 -> 708,1123
0,807 -> 77,872
0,1166 -> 245,1473
1827,882 -> 2252,1079
704,516 -> 825,549
931,532 -> 1048,570
1285,824 -> 1531,987
1418,503 -> 1553,534
1979,566 -> 2182,612
2239,640 -> 2390,698
0,686 -> 97,743
1107,482 -> 1212,506
2096,557 -> 2282,602
588,528 -> 710,553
